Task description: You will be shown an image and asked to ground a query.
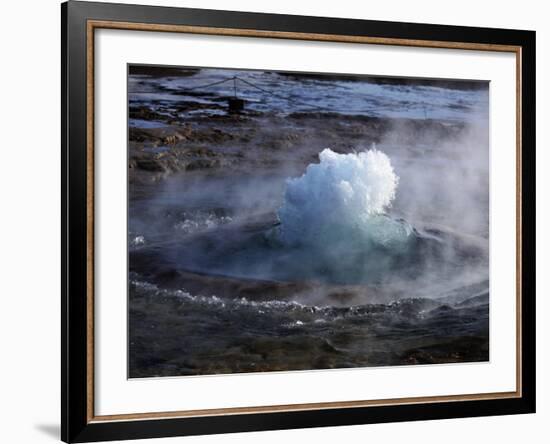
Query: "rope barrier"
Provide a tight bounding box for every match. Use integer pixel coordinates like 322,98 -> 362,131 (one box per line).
129,75 -> 332,112
128,77 -> 236,94
179,77 -> 237,91
234,77 -> 328,111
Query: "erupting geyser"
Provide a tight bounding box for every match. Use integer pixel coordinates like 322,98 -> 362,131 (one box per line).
277,148 -> 414,255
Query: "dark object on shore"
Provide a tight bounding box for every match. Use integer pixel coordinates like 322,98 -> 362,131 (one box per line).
278,72 -> 489,91
228,97 -> 245,113
129,64 -> 200,78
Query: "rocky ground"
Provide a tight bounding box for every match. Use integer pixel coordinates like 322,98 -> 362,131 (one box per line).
129,103 -> 468,184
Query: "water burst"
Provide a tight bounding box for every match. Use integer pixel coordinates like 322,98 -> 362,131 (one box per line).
277,148 -> 412,251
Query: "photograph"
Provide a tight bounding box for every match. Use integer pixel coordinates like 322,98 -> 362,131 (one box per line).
58,2 -> 536,441
127,65 -> 490,378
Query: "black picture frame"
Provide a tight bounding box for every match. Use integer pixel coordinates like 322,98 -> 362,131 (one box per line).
62,1 -> 536,442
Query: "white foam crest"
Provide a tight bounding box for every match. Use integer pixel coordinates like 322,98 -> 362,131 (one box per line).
277,148 -> 410,249
130,235 -> 146,247
174,213 -> 233,234
132,280 -> 330,314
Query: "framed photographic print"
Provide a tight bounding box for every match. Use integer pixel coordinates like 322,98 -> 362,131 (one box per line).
61,1 -> 536,442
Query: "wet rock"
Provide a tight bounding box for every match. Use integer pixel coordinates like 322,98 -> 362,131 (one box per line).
129,127 -> 159,142
129,106 -> 168,122
186,158 -> 221,171
134,157 -> 166,172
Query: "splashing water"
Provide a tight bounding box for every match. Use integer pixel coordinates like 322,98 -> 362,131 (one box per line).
277,148 -> 413,254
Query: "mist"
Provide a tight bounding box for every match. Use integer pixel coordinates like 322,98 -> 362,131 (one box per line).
129,119 -> 489,307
